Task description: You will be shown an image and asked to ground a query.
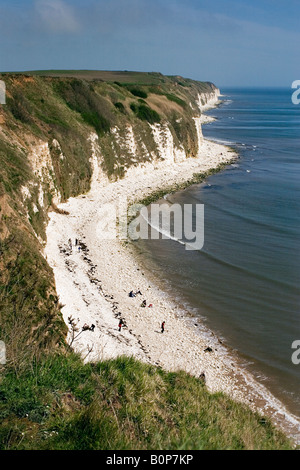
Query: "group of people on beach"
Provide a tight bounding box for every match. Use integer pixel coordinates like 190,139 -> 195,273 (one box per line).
141,299 -> 153,308
129,289 -> 142,298
82,323 -> 95,332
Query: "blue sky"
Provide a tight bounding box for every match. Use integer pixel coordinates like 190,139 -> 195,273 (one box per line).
0,0 -> 299,87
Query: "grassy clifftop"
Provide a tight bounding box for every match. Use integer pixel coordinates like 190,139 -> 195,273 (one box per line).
0,71 -> 294,450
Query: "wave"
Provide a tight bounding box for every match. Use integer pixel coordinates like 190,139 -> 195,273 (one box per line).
197,245 -> 299,293
166,188 -> 291,237
203,136 -> 237,146
201,193 -> 299,238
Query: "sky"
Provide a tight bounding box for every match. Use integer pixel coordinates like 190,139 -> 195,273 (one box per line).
0,0 -> 299,87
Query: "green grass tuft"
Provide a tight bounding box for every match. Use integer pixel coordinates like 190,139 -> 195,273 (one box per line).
130,102 -> 161,124
0,71 -> 293,451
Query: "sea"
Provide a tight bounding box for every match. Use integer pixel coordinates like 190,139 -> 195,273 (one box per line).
137,88 -> 300,419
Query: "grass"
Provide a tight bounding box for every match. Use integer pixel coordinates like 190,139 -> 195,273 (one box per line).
128,161 -> 234,217
130,102 -> 161,124
0,354 -> 293,450
164,93 -> 186,108
0,70 -> 218,358
126,86 -> 148,99
0,228 -> 67,374
114,102 -> 126,113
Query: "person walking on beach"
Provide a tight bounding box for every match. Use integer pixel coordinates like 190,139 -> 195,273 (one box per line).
118,319 -> 123,332
161,321 -> 165,333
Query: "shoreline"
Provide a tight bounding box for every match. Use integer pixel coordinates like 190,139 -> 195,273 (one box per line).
44,112 -> 300,446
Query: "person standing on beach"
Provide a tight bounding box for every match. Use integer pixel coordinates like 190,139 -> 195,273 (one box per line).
118,319 -> 123,332
161,321 -> 165,333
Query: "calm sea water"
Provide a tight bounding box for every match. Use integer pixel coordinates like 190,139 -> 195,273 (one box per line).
137,88 -> 300,417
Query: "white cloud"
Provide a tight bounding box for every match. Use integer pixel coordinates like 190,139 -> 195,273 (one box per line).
35,0 -> 80,33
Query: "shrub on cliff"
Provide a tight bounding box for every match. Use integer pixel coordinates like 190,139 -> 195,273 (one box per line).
114,102 -> 126,113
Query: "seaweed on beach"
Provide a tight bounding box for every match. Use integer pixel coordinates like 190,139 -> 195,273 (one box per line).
0,71 -> 294,451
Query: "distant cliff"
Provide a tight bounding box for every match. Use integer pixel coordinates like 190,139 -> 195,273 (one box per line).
0,71 -> 220,363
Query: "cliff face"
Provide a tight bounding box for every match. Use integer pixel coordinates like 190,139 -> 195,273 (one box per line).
0,71 -> 220,361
